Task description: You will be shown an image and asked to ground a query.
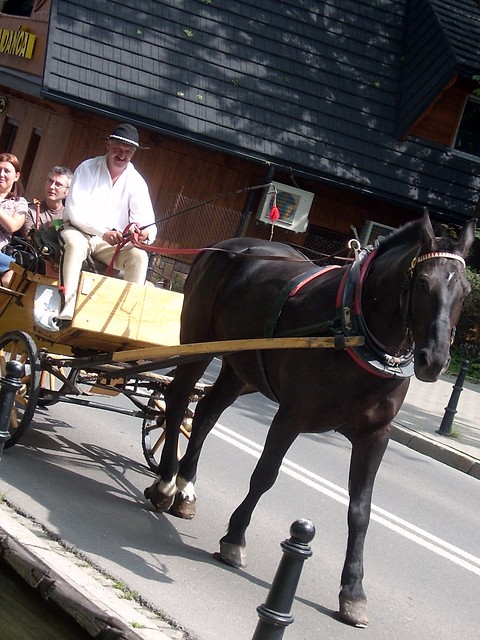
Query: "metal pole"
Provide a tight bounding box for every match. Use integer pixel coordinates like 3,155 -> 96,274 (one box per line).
436,359 -> 469,437
0,360 -> 24,461
252,519 -> 315,640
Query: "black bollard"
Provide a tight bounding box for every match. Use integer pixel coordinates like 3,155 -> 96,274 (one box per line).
0,360 -> 24,461
252,519 -> 315,640
436,359 -> 469,437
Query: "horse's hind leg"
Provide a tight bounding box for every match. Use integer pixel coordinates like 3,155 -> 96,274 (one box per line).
218,409 -> 299,568
338,425 -> 390,628
144,359 -> 212,511
169,360 -> 248,519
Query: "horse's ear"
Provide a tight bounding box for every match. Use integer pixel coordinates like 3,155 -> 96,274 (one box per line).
456,218 -> 477,257
421,208 -> 436,246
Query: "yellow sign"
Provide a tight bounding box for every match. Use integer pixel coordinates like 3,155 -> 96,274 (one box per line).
0,27 -> 36,59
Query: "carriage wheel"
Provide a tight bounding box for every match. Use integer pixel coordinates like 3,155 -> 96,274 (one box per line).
141,392 -> 192,472
0,331 -> 41,448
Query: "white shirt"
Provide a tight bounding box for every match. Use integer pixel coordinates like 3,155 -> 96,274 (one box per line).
64,155 -> 156,243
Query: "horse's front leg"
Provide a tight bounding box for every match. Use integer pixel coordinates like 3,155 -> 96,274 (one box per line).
219,411 -> 299,568
339,424 -> 390,628
144,362 -> 210,511
169,362 -> 247,519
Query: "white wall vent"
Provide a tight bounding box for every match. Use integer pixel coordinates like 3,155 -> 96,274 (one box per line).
361,220 -> 397,245
257,182 -> 314,233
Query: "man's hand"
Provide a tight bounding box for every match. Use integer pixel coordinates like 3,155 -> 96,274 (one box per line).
103,229 -> 123,245
137,228 -> 149,242
131,224 -> 149,243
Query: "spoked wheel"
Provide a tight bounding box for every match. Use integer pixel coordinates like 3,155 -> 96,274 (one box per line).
0,330 -> 41,448
141,392 -> 192,472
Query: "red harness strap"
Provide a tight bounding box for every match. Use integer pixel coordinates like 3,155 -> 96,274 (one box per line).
288,265 -> 341,297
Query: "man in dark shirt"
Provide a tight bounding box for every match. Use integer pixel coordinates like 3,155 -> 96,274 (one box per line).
23,166 -> 72,235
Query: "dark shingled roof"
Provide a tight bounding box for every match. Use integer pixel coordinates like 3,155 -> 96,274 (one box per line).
43,0 -> 480,221
398,0 -> 480,135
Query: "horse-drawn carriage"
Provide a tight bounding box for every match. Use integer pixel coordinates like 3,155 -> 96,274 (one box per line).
0,213 -> 475,627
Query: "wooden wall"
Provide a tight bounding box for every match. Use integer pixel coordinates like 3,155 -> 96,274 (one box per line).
0,89 -> 416,254
407,77 -> 473,147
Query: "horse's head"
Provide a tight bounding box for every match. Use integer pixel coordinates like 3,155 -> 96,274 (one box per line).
408,213 -> 476,382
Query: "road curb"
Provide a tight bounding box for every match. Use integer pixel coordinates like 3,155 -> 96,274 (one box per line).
0,503 -> 185,640
391,424 -> 480,480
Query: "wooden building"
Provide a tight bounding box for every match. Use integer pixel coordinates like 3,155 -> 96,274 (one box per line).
0,0 -> 479,276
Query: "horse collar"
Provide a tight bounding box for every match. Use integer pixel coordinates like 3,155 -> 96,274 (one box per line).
337,248 -> 415,379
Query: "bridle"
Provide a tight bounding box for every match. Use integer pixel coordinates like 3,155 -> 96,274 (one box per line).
339,248 -> 467,378
411,252 -> 466,269
402,252 -> 466,332
401,250 -> 466,350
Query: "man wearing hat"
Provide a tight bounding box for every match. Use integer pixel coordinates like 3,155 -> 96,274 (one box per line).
57,123 -> 156,322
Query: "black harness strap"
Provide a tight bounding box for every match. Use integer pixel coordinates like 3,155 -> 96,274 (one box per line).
257,264 -> 343,402
263,266 -> 340,337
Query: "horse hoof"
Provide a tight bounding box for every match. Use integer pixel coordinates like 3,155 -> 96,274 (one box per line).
217,541 -> 246,568
338,598 -> 369,628
169,494 -> 196,519
143,485 -> 175,512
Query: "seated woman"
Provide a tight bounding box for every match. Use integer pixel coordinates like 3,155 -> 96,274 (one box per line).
0,153 -> 28,286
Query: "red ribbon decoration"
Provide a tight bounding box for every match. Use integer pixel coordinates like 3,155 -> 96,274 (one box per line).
269,205 -> 280,221
268,185 -> 280,221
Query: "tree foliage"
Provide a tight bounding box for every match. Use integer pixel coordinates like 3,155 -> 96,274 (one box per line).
454,266 -> 480,358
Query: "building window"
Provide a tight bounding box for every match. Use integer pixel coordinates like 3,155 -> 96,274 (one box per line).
453,96 -> 480,159
0,117 -> 19,153
1,0 -> 35,16
21,127 -> 42,188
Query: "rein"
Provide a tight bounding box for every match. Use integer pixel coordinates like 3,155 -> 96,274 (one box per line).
105,225 -> 203,275
105,226 -> 349,275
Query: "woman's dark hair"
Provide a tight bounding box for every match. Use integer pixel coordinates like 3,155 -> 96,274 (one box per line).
0,152 -> 24,198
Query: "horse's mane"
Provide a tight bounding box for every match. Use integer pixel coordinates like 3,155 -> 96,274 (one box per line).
374,216 -> 459,257
374,218 -> 423,257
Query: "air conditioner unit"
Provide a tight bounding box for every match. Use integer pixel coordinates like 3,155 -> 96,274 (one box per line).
361,220 -> 397,246
257,182 -> 314,233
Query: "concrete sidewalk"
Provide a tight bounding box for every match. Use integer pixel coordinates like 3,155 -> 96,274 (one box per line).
0,502 -> 187,640
391,372 -> 480,480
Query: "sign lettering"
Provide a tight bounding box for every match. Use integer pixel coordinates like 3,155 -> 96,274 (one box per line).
0,27 -> 36,59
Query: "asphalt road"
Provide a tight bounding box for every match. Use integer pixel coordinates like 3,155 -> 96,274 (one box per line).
0,369 -> 479,640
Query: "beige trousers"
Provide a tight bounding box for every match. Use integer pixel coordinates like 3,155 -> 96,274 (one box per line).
59,225 -> 149,319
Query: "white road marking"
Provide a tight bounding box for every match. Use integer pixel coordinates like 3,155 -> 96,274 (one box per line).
212,423 -> 480,576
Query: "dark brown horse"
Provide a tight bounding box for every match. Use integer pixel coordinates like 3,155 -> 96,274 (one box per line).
144,212 -> 475,627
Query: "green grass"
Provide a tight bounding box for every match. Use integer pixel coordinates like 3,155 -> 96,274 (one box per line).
448,347 -> 480,384
112,580 -> 136,600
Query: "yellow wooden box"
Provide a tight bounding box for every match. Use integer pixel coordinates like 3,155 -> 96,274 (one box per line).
0,266 -> 184,354
70,272 -> 183,349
